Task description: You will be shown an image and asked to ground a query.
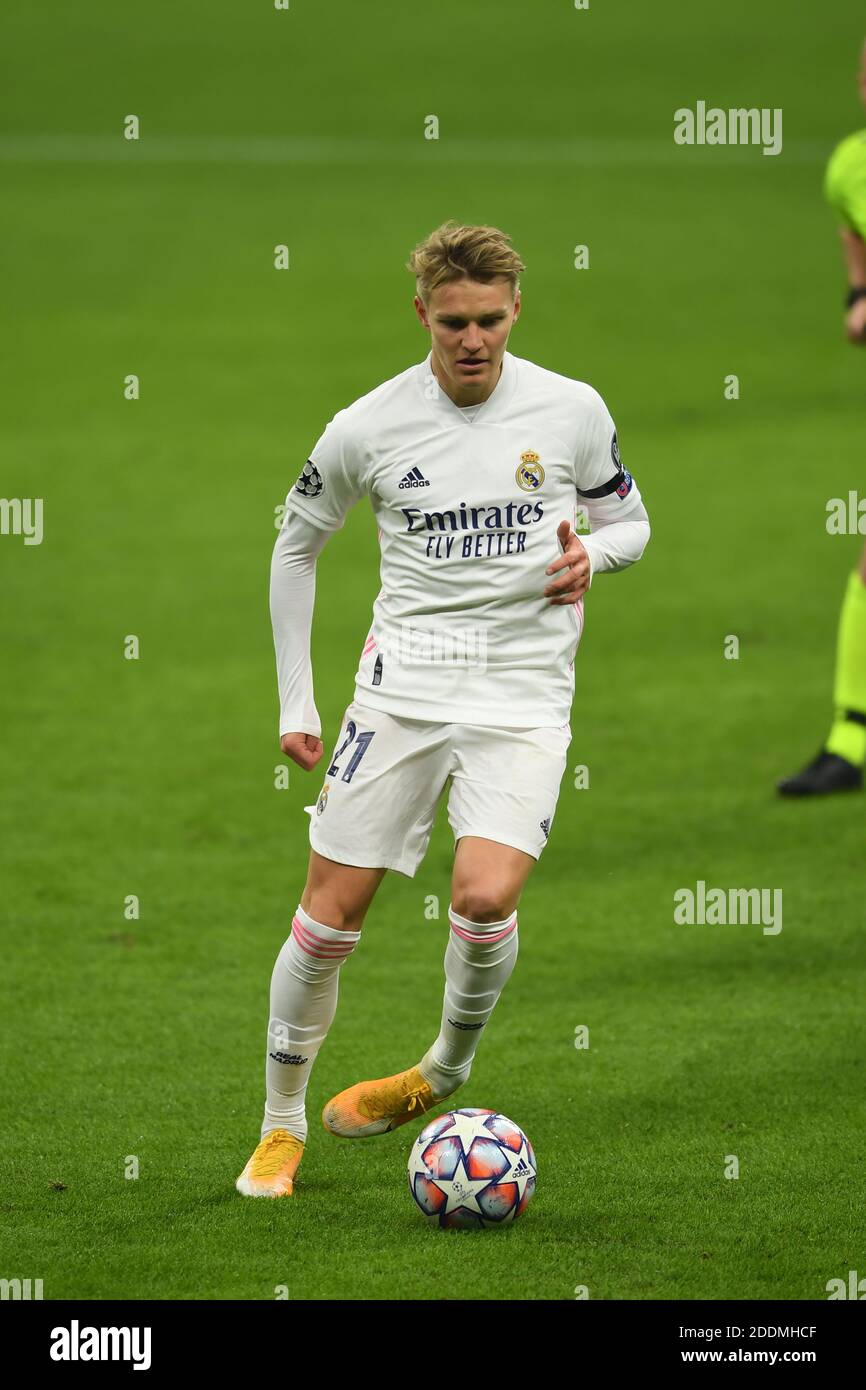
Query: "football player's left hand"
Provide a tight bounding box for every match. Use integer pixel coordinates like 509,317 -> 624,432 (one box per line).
543,519 -> 590,604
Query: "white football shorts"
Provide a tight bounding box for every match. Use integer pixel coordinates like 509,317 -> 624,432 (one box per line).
303,698 -> 573,878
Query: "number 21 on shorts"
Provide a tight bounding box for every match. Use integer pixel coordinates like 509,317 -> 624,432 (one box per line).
327,719 -> 376,783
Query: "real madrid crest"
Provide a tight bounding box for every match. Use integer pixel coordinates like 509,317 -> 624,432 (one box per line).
316,782 -> 330,815
516,450 -> 544,492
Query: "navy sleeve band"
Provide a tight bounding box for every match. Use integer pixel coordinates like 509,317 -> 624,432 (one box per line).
576,470 -> 625,499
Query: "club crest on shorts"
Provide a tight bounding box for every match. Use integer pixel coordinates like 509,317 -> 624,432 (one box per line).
316,782 -> 330,815
293,459 -> 323,499
516,451 -> 544,491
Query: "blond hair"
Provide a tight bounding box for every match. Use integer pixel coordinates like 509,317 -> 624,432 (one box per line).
407,221 -> 525,302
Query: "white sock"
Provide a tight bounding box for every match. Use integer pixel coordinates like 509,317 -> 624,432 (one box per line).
418,903 -> 518,1098
262,903 -> 361,1142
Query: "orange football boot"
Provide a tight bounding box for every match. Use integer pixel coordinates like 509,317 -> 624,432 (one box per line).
322,1064 -> 441,1138
235,1128 -> 305,1197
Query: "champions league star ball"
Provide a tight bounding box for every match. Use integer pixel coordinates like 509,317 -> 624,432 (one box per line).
292,460 -> 323,499
407,1108 -> 536,1229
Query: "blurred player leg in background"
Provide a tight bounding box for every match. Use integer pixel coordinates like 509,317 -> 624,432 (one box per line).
780,53 -> 866,798
778,544 -> 866,796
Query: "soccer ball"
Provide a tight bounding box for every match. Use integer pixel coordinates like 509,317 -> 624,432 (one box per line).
407,1107 -> 536,1229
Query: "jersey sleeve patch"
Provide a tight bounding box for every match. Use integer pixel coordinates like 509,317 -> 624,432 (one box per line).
576,430 -> 633,498
291,460 -> 324,500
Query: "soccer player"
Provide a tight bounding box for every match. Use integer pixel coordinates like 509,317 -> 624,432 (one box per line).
236,222 -> 650,1197
778,40 -> 866,796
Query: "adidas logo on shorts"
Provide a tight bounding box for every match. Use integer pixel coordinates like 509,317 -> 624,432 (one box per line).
397,466 -> 430,489
540,816 -> 551,840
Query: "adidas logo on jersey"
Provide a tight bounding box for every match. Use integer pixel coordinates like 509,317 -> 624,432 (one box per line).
398,466 -> 430,489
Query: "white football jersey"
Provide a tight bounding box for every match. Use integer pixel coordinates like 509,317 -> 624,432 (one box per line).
282,349 -> 647,728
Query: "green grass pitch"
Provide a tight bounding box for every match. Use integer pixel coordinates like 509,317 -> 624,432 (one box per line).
2,0 -> 865,1300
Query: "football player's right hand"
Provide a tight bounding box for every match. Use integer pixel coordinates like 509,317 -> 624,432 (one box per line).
280,732 -> 325,770
845,298 -> 866,344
